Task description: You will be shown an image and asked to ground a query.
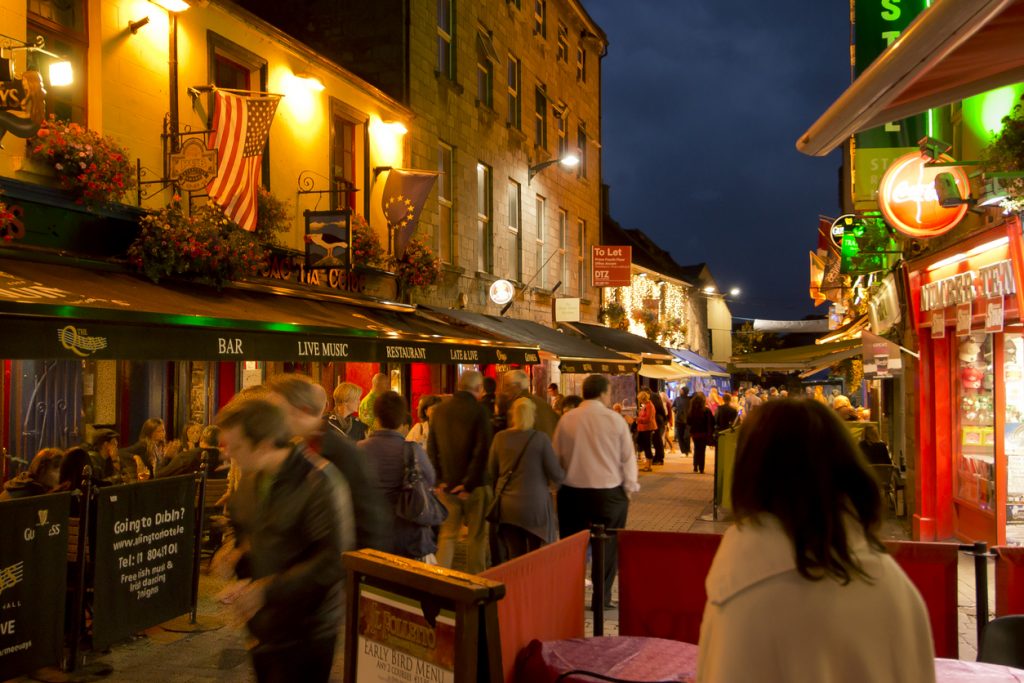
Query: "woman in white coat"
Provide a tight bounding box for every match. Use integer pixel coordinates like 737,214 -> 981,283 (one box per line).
697,399 -> 935,683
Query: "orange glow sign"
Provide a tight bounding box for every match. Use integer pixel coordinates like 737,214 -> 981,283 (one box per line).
877,152 -> 970,238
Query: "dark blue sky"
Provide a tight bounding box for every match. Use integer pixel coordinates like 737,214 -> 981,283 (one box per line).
582,1 -> 851,320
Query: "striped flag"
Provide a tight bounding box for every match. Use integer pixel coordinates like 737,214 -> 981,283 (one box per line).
206,91 -> 280,232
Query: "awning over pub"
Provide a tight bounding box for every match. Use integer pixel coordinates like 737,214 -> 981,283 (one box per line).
668,347 -> 730,378
730,339 -> 862,374
798,0 -> 1024,156
417,305 -> 638,374
0,257 -> 539,364
637,361 -> 702,380
558,321 -> 675,364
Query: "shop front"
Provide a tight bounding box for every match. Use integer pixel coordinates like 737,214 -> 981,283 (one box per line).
908,220 -> 1024,546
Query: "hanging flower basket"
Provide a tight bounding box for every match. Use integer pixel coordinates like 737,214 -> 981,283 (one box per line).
600,302 -> 627,329
127,199 -> 270,287
28,116 -> 135,207
393,236 -> 441,292
352,213 -> 387,268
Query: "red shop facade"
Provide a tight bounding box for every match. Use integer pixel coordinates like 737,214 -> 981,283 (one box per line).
908,218 -> 1024,546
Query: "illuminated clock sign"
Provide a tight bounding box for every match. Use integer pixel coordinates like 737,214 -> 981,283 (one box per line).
489,279 -> 515,305
877,151 -> 970,239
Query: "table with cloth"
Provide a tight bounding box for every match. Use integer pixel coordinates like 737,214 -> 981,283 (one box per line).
515,636 -> 1024,682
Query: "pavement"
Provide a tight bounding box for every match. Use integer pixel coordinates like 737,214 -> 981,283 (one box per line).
9,444 -> 992,682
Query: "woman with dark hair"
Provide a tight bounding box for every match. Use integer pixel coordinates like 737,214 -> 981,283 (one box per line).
120,418 -> 167,481
406,394 -> 443,449
686,392 -> 715,474
696,399 -> 934,683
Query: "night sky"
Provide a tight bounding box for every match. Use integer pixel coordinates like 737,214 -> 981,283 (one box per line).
582,1 -> 851,321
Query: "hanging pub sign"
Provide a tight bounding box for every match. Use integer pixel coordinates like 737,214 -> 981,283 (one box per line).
592,246 -> 631,287
868,273 -> 902,335
304,209 -> 352,270
877,151 -> 970,238
169,137 -> 218,191
0,66 -> 46,147
839,213 -> 900,275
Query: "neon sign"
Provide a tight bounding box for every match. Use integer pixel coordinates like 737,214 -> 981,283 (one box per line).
877,152 -> 969,238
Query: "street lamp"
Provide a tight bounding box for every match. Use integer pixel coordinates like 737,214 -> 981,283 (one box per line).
528,153 -> 579,184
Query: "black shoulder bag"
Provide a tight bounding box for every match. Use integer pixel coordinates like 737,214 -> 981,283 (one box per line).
395,442 -> 448,526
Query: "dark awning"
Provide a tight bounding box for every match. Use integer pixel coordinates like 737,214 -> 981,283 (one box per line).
730,339 -> 862,373
0,257 -> 539,363
417,306 -> 637,374
669,348 -> 730,378
558,321 -> 674,363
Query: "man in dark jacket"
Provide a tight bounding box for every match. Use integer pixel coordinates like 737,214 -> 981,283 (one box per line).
715,393 -> 740,434
672,387 -> 692,455
212,397 -> 352,683
428,370 -> 493,572
500,369 -> 559,439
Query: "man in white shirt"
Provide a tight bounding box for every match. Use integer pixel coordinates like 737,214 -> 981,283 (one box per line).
552,374 -> 639,608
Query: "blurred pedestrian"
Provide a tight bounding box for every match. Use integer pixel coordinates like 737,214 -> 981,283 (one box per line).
715,393 -> 739,434
501,370 -> 559,438
547,382 -> 565,413
635,390 -> 657,469
560,395 -> 583,412
0,447 -> 62,500
482,376 -> 500,429
358,373 -> 390,434
406,394 -> 443,449
429,370 -> 494,573
707,387 -> 724,416
327,382 -> 368,442
360,392 -> 438,562
673,386 -> 692,455
157,425 -> 223,478
487,398 -> 565,563
696,399 -> 934,682
833,395 -> 860,422
651,388 -> 668,465
212,397 -> 351,683
687,392 -> 715,474
553,374 -> 638,608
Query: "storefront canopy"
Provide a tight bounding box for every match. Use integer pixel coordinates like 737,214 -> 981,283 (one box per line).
730,339 -> 862,373
638,362 -> 702,380
558,321 -> 675,364
669,348 -> 730,378
798,0 -> 1024,156
0,258 -> 539,364
418,305 -> 637,374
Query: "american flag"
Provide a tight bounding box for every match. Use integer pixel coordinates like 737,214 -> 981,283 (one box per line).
206,91 -> 280,232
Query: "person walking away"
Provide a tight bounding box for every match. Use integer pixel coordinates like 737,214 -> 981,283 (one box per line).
360,392 -> 438,562
358,373 -> 390,434
327,382 -> 369,442
211,398 -> 352,683
552,374 -> 638,608
482,376 -> 501,430
406,395 -> 443,450
267,374 -> 391,553
501,370 -> 559,439
635,391 -> 657,471
487,398 -> 564,563
715,393 -> 739,436
428,370 -> 494,573
696,399 -> 934,683
673,387 -> 692,455
706,387 -> 723,416
660,390 -> 674,453
651,389 -> 668,465
547,383 -> 565,413
687,392 -> 715,474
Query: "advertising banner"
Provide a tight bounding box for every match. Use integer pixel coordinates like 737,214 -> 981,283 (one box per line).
0,493 -> 70,680
592,246 -> 631,287
92,476 -> 195,649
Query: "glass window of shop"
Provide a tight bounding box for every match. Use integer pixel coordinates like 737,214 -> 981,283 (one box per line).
1004,333 -> 1024,544
956,334 -> 996,513
330,99 -> 363,212
28,0 -> 87,124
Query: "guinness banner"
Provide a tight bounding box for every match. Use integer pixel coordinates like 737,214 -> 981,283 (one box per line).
0,493 -> 71,680
92,477 -> 195,649
0,317 -> 539,365
558,360 -> 638,375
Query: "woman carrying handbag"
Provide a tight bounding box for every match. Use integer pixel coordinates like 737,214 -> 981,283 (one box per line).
485,398 -> 565,564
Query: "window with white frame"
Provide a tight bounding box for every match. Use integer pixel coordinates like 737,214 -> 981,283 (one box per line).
477,162 -> 493,273
507,55 -> 521,129
476,30 -> 497,108
535,195 -> 546,288
508,179 -> 523,282
558,208 -> 568,290
534,0 -> 547,38
437,0 -> 455,80
557,23 -> 569,62
534,84 -> 547,150
576,44 -> 586,82
29,0 -> 87,124
438,143 -> 454,263
577,218 -> 586,295
556,106 -> 568,158
576,121 -> 588,179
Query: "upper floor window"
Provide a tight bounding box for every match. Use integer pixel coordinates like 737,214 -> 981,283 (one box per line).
556,23 -> 569,62
535,195 -> 546,288
508,179 -> 523,282
437,0 -> 455,80
507,55 -> 522,129
208,32 -> 270,187
577,218 -> 587,296
476,30 -> 498,108
534,85 -> 547,150
477,162 -> 493,273
556,106 -> 568,158
576,44 -> 587,82
508,0 -> 521,8
576,121 -> 588,179
28,0 -> 86,124
438,142 -> 455,264
330,100 -> 363,211
533,0 -> 547,38
558,208 -> 568,289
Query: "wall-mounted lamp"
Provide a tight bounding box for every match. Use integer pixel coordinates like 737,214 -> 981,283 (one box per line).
293,72 -> 325,92
1,35 -> 74,87
528,153 -> 579,184
129,16 -> 151,34
149,0 -> 190,11
918,136 -> 952,162
933,172 -> 974,208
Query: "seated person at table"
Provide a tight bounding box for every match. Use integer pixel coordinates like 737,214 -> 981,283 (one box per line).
157,425 -> 225,478
697,398 -> 935,683
0,447 -> 62,500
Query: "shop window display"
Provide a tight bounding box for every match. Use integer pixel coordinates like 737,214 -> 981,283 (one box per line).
1004,334 -> 1024,543
956,334 -> 995,510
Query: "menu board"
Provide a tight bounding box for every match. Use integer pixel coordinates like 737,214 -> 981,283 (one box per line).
1004,334 -> 1024,525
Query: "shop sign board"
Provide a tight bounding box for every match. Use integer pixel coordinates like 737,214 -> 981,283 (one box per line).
304,209 -> 352,270
554,297 -> 581,322
931,310 -> 945,339
868,273 -> 901,335
592,246 -> 631,287
985,296 -> 1004,333
169,137 -> 218,191
956,303 -> 972,338
0,493 -> 70,680
919,260 -> 1016,313
877,152 -> 970,238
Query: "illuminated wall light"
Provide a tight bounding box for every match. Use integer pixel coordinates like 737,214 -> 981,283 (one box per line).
927,236 -> 1010,272
48,60 -> 73,86
369,116 -> 408,168
149,0 -> 190,11
293,72 -> 325,92
703,286 -> 715,294
966,236 -> 1009,256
